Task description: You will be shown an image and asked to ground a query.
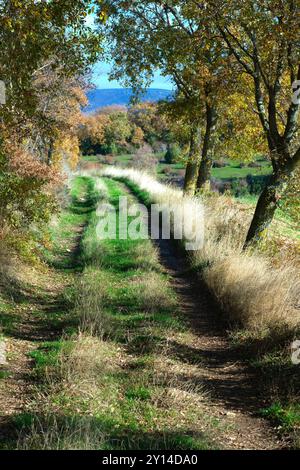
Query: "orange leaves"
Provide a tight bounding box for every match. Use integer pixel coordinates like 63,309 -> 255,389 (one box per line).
131,126 -> 144,146
7,144 -> 61,186
80,113 -> 110,145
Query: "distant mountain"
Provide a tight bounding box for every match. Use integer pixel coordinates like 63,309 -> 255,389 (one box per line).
84,88 -> 173,113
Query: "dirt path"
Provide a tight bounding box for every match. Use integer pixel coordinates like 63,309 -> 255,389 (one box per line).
154,237 -> 282,450
0,223 -> 85,446
114,178 -> 283,450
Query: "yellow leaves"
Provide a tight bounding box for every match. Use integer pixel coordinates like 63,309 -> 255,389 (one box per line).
219,85 -> 267,161
80,113 -> 110,146
53,134 -> 80,171
72,87 -> 88,108
131,126 -> 144,146
2,17 -> 13,30
99,10 -> 108,23
10,0 -> 23,7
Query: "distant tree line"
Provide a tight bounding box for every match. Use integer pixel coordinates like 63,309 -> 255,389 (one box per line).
78,102 -> 183,160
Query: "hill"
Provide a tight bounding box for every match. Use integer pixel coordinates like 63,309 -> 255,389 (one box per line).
84,88 -> 173,112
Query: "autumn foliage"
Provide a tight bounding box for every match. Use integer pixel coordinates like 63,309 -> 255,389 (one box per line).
79,102 -> 170,155
0,0 -> 101,256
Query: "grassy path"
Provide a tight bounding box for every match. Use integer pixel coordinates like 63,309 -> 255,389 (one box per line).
116,178 -> 282,449
0,176 -> 96,448
0,174 -> 282,449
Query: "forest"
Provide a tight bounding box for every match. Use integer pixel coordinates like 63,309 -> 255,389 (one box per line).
0,0 -> 299,453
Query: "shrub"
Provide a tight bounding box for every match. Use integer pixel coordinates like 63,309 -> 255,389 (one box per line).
162,166 -> 172,175
103,155 -> 114,165
212,160 -> 227,168
132,144 -> 158,174
248,161 -> 262,168
231,178 -> 249,197
246,174 -> 271,194
164,144 -> 181,164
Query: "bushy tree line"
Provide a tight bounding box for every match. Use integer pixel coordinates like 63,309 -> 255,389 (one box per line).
79,102 -> 179,157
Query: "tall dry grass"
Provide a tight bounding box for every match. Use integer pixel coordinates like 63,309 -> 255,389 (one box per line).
75,268 -> 115,338
101,167 -> 204,252
129,271 -> 177,313
101,167 -> 300,335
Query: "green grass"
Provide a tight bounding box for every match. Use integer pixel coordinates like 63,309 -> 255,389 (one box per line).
262,403 -> 300,434
156,157 -> 272,181
235,193 -> 299,240
115,153 -> 134,164
81,154 -> 102,163
29,341 -> 73,377
83,152 -> 272,183
0,370 -> 10,380
125,386 -> 152,401
43,176 -> 101,270
211,160 -> 272,179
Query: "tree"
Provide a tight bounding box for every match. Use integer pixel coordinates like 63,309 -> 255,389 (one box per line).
159,92 -> 204,193
0,0 -> 103,249
219,81 -> 267,163
128,102 -> 169,145
199,0 -> 300,246
104,110 -> 132,148
79,107 -> 134,155
165,143 -> 181,164
0,0 -> 101,135
31,67 -> 89,169
102,0 -> 229,194
131,125 -> 144,147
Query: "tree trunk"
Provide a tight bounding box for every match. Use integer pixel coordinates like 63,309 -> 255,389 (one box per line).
244,148 -> 299,248
244,173 -> 279,247
196,103 -> 217,191
47,139 -> 54,166
183,124 -> 201,195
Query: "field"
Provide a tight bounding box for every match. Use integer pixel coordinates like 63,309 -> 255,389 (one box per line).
82,154 -> 273,182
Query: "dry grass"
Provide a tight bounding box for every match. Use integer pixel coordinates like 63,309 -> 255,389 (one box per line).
101,167 -> 300,336
128,242 -> 162,271
59,334 -> 122,382
130,272 -> 177,313
17,334 -> 123,450
17,332 -> 213,450
0,249 -> 13,293
17,415 -> 106,450
204,254 -> 300,330
74,268 -> 114,338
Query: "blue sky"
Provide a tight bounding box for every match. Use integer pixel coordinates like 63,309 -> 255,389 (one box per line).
92,61 -> 173,90
86,13 -> 173,90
